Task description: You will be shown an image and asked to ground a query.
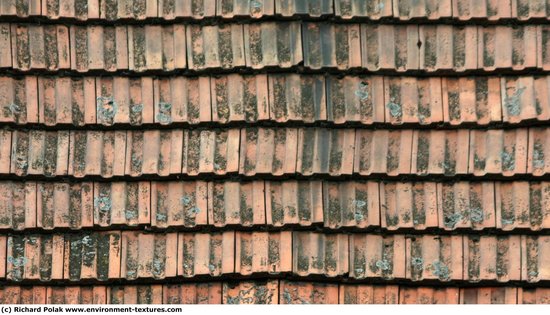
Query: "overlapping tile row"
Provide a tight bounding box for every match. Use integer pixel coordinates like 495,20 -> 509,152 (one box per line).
1,283 -> 550,304
4,23 -> 550,72
5,74 -> 550,126
4,0 -> 550,21
1,233 -> 550,282
2,127 -> 550,178
4,179 -> 548,231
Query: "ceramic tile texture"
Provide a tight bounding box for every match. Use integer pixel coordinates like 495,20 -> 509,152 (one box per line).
0,0 -> 549,305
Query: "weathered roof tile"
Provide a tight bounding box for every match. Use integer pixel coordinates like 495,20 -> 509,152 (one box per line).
128,25 -> 186,72
0,76 -> 38,124
303,23 -> 361,70
244,22 -> 302,69
187,24 -> 244,70
217,0 -> 275,19
7,234 -> 64,281
293,232 -> 349,277
460,287 -> 517,304
381,182 -> 438,230
323,181 -> 380,229
275,0 -> 333,17
223,280 -> 279,304
399,287 -> 460,304
265,180 -> 323,227
177,232 -> 235,277
0,182 -> 36,230
120,232 -> 177,280
151,181 -> 207,228
279,281 -> 339,304
208,181 -> 265,227
38,182 -> 94,229
95,182 -> 150,227
235,232 -> 292,275
453,0 -> 512,20
349,234 -> 405,280
70,25 -> 128,72
156,76 -> 212,125
69,130 -> 127,178
405,235 -> 463,281
463,235 -> 521,282
393,0 -> 452,20
334,0 -> 393,19
163,283 -> 222,304
340,284 -> 399,304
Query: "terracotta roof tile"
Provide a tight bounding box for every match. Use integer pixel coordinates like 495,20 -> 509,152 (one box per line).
381,182 -> 438,230
419,25 -> 478,72
0,0 -> 41,17
156,76 -> 212,124
265,180 -> 324,227
120,231 -> 177,280
302,23 -> 361,70
528,127 -> 550,176
438,181 -> 495,230
0,24 -> 11,68
275,0 -> 333,17
240,128 -> 297,176
460,287 -> 517,304
354,130 -> 413,176
6,234 -> 64,281
235,232 -> 291,275
324,181 -> 380,229
519,287 -> 550,304
63,232 -> 121,281
128,25 -> 186,72
479,25 -> 538,71
361,25 -> 419,72
326,75 -> 385,124
178,232 -> 235,277
208,181 -> 265,227
293,232 -> 349,277
183,129 -> 240,175
42,0 -> 100,20
512,0 -> 548,20
463,235 -> 521,282
393,0 -> 452,20
95,182 -> 150,227
334,0 -> 393,20
495,181 -> 550,230
223,280 -> 279,304
384,77 -> 443,125
453,0 -> 512,20
187,24 -> 244,70
217,0 -> 275,19
70,25 -> 128,72
68,130 -> 127,178
399,287 -> 460,304
0,182 -> 36,230
269,74 -> 326,123
100,0 -> 158,20
108,285 -> 164,304
522,235 -> 550,283
163,283 -> 222,304
244,22 -> 302,69
405,235 -> 463,282
340,284 -> 399,304
151,181 -> 206,228
212,74 -> 269,123
469,129 -> 528,176
11,24 -> 70,71
125,130 -> 182,177
0,76 -> 38,124
38,182 -> 94,229
279,281 -> 339,304
349,234 -> 405,280
0,130 -> 10,174
297,128 -> 356,176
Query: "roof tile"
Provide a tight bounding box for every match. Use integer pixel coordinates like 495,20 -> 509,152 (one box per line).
384,77 -> 443,125
405,235 -> 463,281
464,235 -> 521,282
0,182 -> 36,230
340,284 -> 399,304
70,25 -> 128,72
334,0 -> 393,19
183,129 -> 240,175
0,76 -> 38,124
393,0 -> 452,20
100,0 -> 158,20
63,232 -> 121,281
120,231 -> 178,280
11,130 -> 70,177
495,181 -> 550,230
528,127 -> 550,176
151,181 -> 207,228
399,287 -> 460,304
521,235 -> 550,282
269,74 -> 326,123
469,129 -> 528,176
0,130 -> 11,173
208,181 -> 265,227
0,0 -> 41,17
265,180 -> 324,227
163,283 -> 222,304
0,24 -> 11,68
501,76 -> 544,123
244,22 -> 302,69
297,128 -> 356,176
95,182 -> 150,227
349,234 -> 405,280
7,234 -> 64,281
478,25 -> 538,71
438,181 -> 496,230
419,25 -> 478,72
381,182 -> 438,230
125,130 -> 183,177
326,75 -> 385,124
42,0 -> 101,20
38,182 -> 94,229
235,232 -> 292,275
460,287 -> 517,304
442,77 -> 502,125
69,130 -> 127,178
177,232 -> 235,277
275,0 -> 333,17
361,25 -> 419,71
519,287 -> 550,304
223,280 -> 279,304
324,181 -> 380,229
512,0 -> 548,20
156,76 -> 212,125
128,25 -> 186,72
354,130 -> 413,176
217,0 -> 275,18
279,281 -> 339,304
212,74 -> 269,123
239,128 -> 298,176
293,232 -> 349,277
453,0 -> 512,20
302,23 -> 361,70
12,24 -> 70,71
160,0 -> 216,19
108,285 -> 164,304
187,24 -> 244,70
